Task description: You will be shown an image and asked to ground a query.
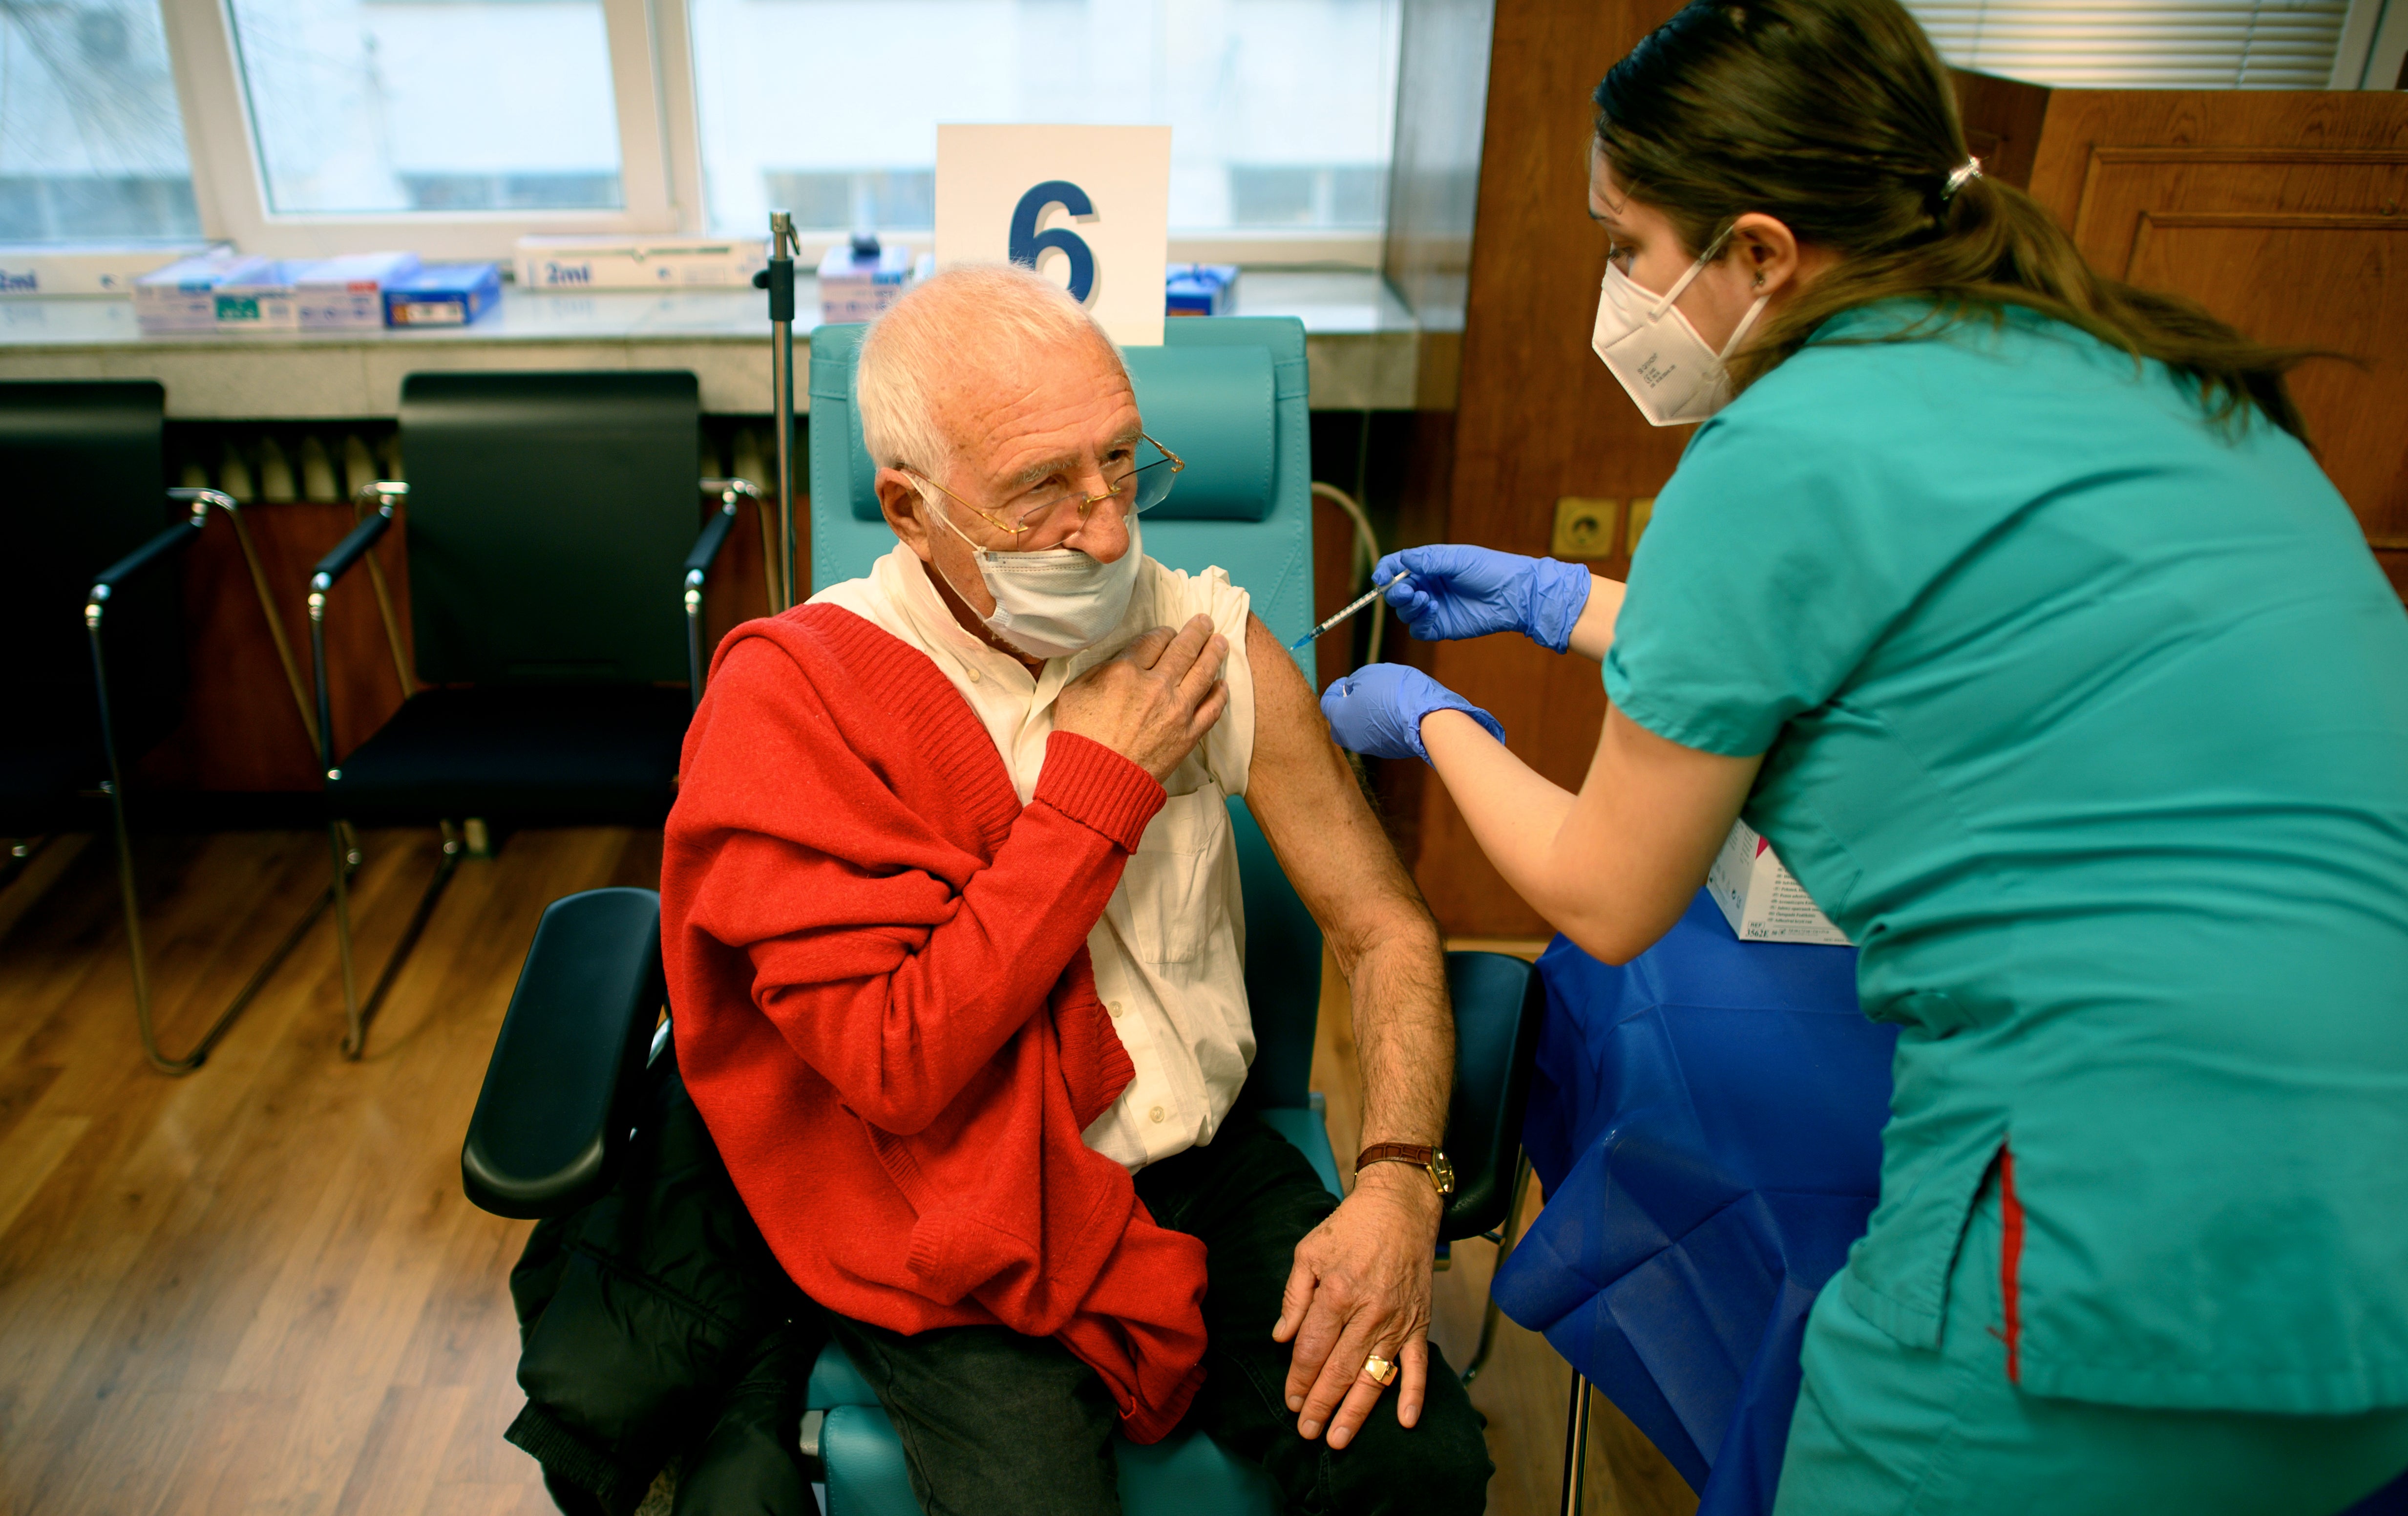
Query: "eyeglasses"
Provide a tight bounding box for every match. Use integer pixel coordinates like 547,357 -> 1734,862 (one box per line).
907,433 -> 1183,539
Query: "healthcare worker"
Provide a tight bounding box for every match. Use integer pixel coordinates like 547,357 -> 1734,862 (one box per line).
1320,0 -> 2408,1510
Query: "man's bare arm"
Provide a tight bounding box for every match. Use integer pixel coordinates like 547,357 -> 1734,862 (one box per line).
1242,616 -> 1451,1149
1237,614 -> 1454,1449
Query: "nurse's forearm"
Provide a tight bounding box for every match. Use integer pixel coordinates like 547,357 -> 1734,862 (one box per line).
1420,711 -> 1581,917
1422,701 -> 1762,964
1563,576 -> 1626,662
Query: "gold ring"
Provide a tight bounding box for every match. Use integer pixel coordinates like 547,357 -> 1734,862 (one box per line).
1361,1354 -> 1399,1388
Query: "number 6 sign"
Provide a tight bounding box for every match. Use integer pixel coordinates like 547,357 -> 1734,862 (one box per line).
936,125 -> 1172,346
1008,180 -> 1097,303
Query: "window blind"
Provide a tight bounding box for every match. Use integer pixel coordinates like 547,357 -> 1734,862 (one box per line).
1904,0 -> 2350,88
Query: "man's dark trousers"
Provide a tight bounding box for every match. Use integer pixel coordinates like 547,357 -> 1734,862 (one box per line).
826,1114 -> 1495,1516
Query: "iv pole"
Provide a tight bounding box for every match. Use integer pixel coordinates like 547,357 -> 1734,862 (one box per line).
760,209 -> 800,610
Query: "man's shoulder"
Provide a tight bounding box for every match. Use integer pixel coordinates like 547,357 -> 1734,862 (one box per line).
685,605 -> 1004,808
707,604 -> 937,703
803,571 -> 887,628
1136,555 -> 1252,635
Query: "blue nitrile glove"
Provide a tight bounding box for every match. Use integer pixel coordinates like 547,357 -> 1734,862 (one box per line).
1320,663 -> 1506,765
1375,544 -> 1593,653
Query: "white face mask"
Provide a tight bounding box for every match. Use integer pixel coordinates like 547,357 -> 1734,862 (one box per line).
922,489 -> 1142,661
1590,239 -> 1769,427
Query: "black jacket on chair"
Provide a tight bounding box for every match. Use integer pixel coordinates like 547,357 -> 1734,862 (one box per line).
504,1043 -> 824,1516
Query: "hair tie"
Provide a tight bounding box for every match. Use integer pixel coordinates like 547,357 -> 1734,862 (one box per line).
1941,157 -> 1984,200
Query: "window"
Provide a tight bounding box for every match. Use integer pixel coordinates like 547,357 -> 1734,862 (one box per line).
1906,0 -> 2354,88
141,0 -> 2386,261
221,0 -> 625,214
0,0 -> 200,240
684,0 -> 1402,247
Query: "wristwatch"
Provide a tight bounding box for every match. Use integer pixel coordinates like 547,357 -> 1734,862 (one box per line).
1355,1143 -> 1456,1196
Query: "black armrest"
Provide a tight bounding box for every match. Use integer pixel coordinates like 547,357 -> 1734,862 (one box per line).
83,512 -> 209,777
309,509 -> 392,592
684,504 -> 739,704
686,479 -> 769,706
1438,950 -> 1549,1243
685,502 -> 738,581
461,887 -> 667,1219
89,515 -> 204,596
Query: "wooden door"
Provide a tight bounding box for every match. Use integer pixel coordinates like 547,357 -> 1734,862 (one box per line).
2024,91 -> 2408,598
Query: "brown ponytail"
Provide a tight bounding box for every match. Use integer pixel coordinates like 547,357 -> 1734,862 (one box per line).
1593,0 -> 2316,440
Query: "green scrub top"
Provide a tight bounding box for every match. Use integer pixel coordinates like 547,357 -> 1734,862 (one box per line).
1603,303 -> 2408,1414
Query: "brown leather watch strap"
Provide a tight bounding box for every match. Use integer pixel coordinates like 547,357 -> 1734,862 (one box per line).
1355,1143 -> 1456,1195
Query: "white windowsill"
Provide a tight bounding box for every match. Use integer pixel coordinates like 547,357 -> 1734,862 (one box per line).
0,272 -> 1420,416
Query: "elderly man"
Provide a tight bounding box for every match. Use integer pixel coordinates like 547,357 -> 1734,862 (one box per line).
661,264 -> 1490,1516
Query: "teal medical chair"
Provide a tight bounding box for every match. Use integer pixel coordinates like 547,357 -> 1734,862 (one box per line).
462,845 -> 1542,1515
798,317 -> 1530,1514
791,805 -> 1544,1516
460,318 -> 1547,1516
806,317 -> 1314,641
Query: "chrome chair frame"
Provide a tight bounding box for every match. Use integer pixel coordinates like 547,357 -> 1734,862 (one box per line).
84,487 -> 327,1074
1442,1071 -> 1589,1516
1445,1097 -> 1594,1516
1457,1148 -> 1537,1386
686,478 -> 775,704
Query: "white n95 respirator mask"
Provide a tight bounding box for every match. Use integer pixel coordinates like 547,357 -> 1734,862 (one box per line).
925,493 -> 1143,661
1591,243 -> 1769,427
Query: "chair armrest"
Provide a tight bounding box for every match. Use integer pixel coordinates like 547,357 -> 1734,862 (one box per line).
1437,951 -> 1548,1243
685,501 -> 739,582
698,475 -> 774,600
88,514 -> 204,597
308,508 -> 392,592
460,887 -> 667,1219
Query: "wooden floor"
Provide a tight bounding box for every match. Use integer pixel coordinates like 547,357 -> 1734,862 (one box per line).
0,826 -> 1692,1516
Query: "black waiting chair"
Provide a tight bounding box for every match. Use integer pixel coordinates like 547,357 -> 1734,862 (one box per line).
458,800 -> 1549,1515
2,381 -> 176,854
0,380 -> 324,1072
308,371 -> 764,1059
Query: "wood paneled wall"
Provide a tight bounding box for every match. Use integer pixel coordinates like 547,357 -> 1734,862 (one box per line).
1404,52 -> 2408,936
1397,0 -> 1689,935
136,504 -> 413,795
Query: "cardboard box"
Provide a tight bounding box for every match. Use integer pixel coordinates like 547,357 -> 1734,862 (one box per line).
815,241 -> 916,322
1165,263 -> 1238,317
292,252 -> 422,329
210,261 -> 302,331
383,262 -> 501,327
0,241 -> 225,297
515,235 -> 766,290
1706,820 -> 1852,946
134,251 -> 274,332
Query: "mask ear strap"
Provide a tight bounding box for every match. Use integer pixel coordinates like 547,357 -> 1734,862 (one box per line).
1648,222 -> 1739,319
1717,292 -> 1771,362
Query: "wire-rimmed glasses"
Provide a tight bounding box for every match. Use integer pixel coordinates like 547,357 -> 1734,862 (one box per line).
907,433 -> 1183,539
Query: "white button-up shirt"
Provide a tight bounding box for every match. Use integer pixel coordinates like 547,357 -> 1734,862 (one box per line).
811,542 -> 1258,1171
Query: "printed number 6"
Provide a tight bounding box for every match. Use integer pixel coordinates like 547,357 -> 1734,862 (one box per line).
1008,180 -> 1097,304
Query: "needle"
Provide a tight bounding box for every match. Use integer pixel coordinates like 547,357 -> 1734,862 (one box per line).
1289,575 -> 1405,651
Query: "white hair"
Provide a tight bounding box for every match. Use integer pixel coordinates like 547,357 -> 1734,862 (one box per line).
854,263 -> 1128,477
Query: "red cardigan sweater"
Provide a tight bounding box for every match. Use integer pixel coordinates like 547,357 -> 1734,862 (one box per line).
660,605 -> 1208,1442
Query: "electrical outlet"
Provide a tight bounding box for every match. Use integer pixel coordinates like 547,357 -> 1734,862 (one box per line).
1552,496 -> 1619,560
1625,496 -> 1656,556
